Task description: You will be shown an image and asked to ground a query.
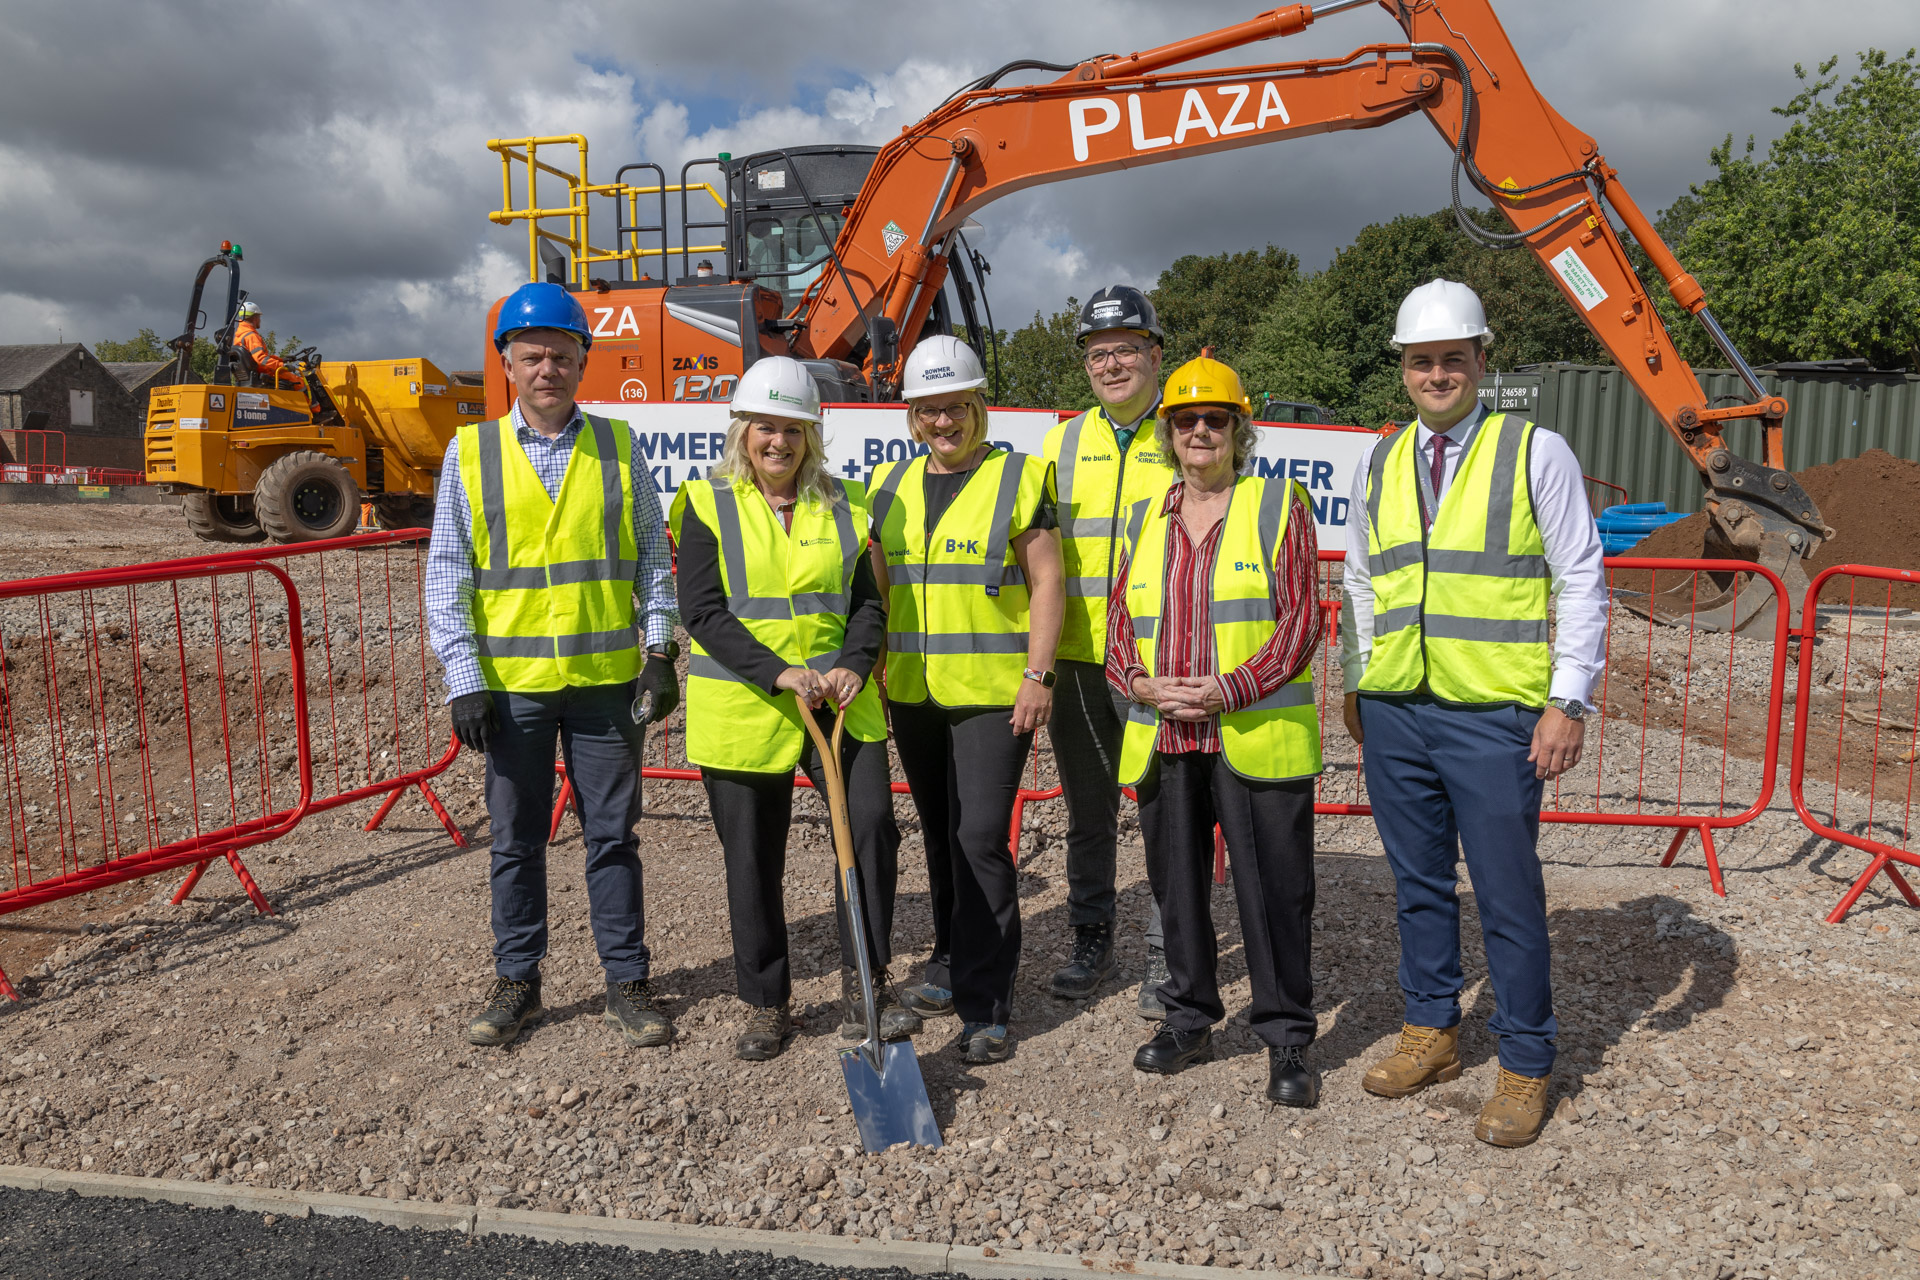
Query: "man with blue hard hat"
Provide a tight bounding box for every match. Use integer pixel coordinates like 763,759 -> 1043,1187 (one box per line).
425,281 -> 682,1050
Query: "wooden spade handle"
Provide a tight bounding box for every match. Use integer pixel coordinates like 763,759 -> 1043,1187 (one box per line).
798,702 -> 856,880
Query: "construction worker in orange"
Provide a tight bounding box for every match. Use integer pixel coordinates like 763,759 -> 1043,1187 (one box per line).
231,301 -> 304,388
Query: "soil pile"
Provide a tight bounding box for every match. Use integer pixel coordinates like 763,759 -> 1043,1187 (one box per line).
1627,448 -> 1920,606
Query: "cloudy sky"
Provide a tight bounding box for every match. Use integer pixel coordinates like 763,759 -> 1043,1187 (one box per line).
1,0 -> 1910,371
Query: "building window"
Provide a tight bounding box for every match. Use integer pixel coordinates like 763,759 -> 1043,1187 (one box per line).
70,389 -> 95,428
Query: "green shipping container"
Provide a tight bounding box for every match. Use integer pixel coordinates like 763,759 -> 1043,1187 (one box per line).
1477,364 -> 1920,515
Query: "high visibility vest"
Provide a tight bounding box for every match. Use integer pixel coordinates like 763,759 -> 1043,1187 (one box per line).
1044,406 -> 1176,663
1116,475 -> 1322,785
1358,413 -> 1551,707
869,449 -> 1052,708
667,475 -> 886,773
457,414 -> 641,693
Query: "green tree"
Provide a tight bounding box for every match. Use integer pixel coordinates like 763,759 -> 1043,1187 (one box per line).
984,300 -> 1094,411
1149,245 -> 1302,367
1648,48 -> 1920,369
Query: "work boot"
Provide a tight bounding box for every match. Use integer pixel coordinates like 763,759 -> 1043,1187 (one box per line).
840,967 -> 923,1042
1266,1044 -> 1320,1109
1136,945 -> 1170,1020
604,977 -> 673,1047
959,1021 -> 1012,1064
898,979 -> 955,1018
1475,1067 -> 1551,1148
1132,1023 -> 1212,1075
1049,921 -> 1116,998
467,976 -> 542,1047
1361,1024 -> 1462,1098
734,1002 -> 793,1062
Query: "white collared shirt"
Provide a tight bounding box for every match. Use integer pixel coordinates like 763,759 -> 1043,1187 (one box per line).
1339,402 -> 1609,707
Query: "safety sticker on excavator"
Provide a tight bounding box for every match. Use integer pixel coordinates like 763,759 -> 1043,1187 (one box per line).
882,221 -> 907,257
1550,248 -> 1609,311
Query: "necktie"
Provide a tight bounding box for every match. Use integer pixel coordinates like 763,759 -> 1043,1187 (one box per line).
1427,432 -> 1448,527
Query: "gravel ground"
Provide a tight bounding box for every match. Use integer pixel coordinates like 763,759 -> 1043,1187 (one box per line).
0,1184 -> 924,1280
4,508 -> 1920,1280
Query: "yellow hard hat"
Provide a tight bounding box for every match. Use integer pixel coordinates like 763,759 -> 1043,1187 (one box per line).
1162,354 -> 1251,417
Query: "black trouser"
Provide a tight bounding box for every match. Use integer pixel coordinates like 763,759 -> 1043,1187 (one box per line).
1138,751 -> 1315,1048
485,682 -> 648,983
700,718 -> 901,1009
891,698 -> 1033,1027
1052,659 -> 1164,947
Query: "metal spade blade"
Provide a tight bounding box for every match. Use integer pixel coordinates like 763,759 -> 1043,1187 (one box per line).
839,1039 -> 943,1152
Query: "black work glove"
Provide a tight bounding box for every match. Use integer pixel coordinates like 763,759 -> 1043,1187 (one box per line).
638,652 -> 680,725
450,691 -> 498,754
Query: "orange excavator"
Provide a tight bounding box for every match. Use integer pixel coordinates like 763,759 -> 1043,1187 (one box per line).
483,0 -> 1828,631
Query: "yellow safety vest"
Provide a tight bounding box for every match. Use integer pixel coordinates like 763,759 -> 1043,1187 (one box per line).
457,414 -> 640,693
1044,406 -> 1176,663
1117,476 -> 1322,786
1358,413 -> 1551,707
869,449 -> 1051,708
667,475 -> 886,773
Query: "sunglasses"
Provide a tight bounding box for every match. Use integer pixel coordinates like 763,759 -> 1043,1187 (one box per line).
1169,410 -> 1235,433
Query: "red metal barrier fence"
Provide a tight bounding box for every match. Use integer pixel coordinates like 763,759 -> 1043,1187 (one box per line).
0,531 -> 464,999
1789,564 -> 1920,922
0,557 -> 313,999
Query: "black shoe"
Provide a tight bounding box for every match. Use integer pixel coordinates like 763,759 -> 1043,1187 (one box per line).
1136,946 -> 1170,1020
1049,921 -> 1116,998
840,967 -> 924,1042
1266,1044 -> 1320,1109
960,1021 -> 1012,1063
735,1002 -> 792,1062
467,976 -> 542,1047
898,981 -> 955,1017
1133,1022 -> 1212,1074
605,977 -> 673,1047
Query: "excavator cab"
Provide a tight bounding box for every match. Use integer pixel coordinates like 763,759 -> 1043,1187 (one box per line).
727,146 -> 878,312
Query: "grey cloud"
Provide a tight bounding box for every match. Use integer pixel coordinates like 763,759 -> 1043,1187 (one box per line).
1,0 -> 1911,370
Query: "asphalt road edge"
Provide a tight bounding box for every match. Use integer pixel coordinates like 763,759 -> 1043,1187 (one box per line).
0,1164 -> 1301,1279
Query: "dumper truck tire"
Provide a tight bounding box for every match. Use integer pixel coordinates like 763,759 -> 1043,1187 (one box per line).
372,494 -> 435,532
255,451 -> 361,543
182,493 -> 267,543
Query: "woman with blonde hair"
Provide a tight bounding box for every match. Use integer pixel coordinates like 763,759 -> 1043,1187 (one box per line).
870,335 -> 1064,1063
670,356 -> 920,1061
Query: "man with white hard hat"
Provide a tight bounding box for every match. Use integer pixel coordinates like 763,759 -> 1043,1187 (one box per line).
1341,279 -> 1606,1148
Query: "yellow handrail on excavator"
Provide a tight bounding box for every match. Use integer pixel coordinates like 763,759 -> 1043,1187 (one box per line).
487,135 -> 728,285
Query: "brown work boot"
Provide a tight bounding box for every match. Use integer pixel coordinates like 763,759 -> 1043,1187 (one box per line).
1361,1023 -> 1462,1098
1475,1067 -> 1551,1148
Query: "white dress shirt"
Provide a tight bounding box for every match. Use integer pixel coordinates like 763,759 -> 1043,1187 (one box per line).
1339,402 -> 1608,707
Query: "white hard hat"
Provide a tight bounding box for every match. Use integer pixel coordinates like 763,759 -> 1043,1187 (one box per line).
900,334 -> 988,400
730,355 -> 822,423
236,301 -> 261,320
1391,279 -> 1493,348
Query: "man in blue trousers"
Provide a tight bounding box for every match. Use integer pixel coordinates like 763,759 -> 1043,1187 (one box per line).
1340,280 -> 1607,1148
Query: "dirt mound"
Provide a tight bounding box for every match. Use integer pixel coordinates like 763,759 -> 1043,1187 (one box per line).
1626,448 -> 1920,606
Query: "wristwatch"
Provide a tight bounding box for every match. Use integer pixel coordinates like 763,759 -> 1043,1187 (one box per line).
647,640 -> 680,662
1022,667 -> 1057,689
1547,697 -> 1587,722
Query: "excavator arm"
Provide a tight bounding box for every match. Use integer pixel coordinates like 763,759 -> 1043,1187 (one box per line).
795,0 -> 1826,629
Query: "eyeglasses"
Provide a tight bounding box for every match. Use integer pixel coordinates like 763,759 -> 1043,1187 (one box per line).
1084,345 -> 1151,371
912,402 -> 973,425
1169,410 -> 1236,433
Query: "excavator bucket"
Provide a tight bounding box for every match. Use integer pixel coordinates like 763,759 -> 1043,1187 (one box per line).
1615,524 -> 1811,635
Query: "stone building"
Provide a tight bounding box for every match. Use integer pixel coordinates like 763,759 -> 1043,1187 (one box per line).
0,344 -> 147,471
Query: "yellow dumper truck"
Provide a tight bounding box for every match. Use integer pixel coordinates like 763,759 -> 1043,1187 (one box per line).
142,244 -> 486,543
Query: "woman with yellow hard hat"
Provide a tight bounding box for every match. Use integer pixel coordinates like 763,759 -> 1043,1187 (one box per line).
870,334 -> 1064,1064
670,356 -> 920,1061
1104,354 -> 1325,1106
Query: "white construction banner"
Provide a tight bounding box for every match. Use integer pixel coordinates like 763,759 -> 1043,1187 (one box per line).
576,401 -> 1377,542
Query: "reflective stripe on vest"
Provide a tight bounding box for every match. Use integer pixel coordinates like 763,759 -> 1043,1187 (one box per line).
1116,475 -> 1322,785
458,414 -> 640,692
667,475 -> 886,772
1358,414 -> 1551,706
871,449 -> 1048,708
1044,408 -> 1175,663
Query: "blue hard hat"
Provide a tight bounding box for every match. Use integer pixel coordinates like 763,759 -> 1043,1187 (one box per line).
493,281 -> 593,352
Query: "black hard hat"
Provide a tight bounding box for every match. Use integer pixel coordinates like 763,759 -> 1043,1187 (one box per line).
1077,286 -> 1163,346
